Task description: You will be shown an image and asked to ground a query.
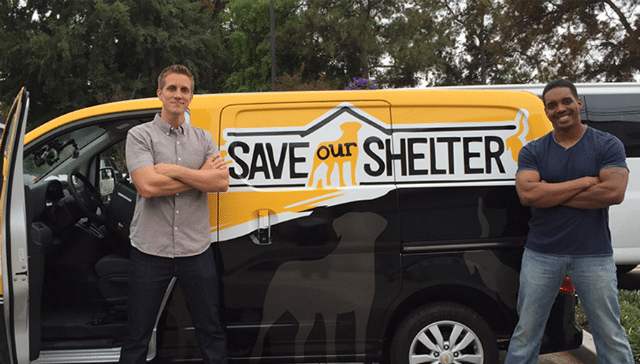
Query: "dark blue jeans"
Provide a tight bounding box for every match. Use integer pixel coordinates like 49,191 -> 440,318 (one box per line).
119,246 -> 227,364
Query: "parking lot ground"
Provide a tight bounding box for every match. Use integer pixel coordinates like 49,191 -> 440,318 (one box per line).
499,330 -> 597,364
499,326 -> 598,363
536,348 -> 597,364
499,265 -> 640,364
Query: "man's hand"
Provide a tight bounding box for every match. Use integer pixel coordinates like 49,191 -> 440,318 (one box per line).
131,165 -> 192,198
515,170 -> 600,208
152,153 -> 229,193
154,154 -> 226,178
561,166 -> 628,209
154,163 -> 177,178
200,154 -> 228,171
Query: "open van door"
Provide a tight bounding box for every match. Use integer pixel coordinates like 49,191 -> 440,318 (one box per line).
1,88 -> 31,364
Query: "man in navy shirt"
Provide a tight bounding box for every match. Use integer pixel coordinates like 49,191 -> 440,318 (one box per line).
504,79 -> 634,363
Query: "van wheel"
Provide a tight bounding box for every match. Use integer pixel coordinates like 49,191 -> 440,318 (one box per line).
390,302 -> 498,364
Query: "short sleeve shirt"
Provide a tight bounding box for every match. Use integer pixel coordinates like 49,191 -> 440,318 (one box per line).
126,114 -> 218,258
517,126 -> 627,256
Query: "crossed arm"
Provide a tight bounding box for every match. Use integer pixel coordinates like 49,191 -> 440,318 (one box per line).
131,153 -> 229,198
515,166 -> 628,209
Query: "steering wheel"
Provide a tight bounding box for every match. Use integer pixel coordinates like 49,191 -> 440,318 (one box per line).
68,171 -> 107,224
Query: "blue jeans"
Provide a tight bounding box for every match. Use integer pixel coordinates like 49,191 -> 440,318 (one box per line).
504,248 -> 634,364
119,247 -> 227,364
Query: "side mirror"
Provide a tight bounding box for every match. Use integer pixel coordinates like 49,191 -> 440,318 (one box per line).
99,167 -> 116,197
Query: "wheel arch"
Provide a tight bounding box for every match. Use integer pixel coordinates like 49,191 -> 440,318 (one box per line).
380,283 -> 514,362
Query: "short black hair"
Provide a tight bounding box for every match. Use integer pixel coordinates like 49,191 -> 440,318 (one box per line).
542,79 -> 579,104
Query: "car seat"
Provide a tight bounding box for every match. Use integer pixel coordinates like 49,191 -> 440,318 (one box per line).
94,181 -> 136,312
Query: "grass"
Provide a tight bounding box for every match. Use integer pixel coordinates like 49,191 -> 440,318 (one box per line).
575,290 -> 640,362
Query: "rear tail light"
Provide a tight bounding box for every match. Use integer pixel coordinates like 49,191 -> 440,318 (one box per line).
559,276 -> 575,294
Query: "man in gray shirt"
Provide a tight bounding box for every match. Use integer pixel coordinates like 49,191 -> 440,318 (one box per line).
120,64 -> 229,364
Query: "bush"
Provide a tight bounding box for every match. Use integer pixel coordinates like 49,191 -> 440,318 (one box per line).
576,290 -> 640,362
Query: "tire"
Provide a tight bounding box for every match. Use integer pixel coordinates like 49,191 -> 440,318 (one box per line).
390,302 -> 498,364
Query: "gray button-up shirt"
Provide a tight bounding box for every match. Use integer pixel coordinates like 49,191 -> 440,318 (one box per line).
126,114 -> 218,258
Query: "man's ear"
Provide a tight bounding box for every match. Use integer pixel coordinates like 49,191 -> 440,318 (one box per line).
157,88 -> 162,98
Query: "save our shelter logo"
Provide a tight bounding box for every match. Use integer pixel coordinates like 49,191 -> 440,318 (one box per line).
215,102 -> 534,241
221,102 -> 532,190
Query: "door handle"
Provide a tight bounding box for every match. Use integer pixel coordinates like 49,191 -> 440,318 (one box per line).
255,209 -> 272,245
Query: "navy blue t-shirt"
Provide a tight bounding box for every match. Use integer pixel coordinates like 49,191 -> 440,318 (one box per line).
517,126 -> 627,256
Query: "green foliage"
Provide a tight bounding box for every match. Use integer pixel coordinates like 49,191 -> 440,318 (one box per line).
1,0 -> 638,127
381,2 -> 450,87
383,0 -> 540,86
293,0 -> 402,87
576,290 -> 640,362
619,291 -> 640,362
381,0 -> 640,86
501,0 -> 640,83
223,0 -> 298,92
272,65 -> 333,91
0,0 -> 230,129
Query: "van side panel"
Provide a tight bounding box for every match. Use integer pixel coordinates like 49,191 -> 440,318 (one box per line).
216,101 -> 402,361
211,91 -> 555,361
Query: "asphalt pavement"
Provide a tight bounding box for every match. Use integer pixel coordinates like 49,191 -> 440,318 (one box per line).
497,265 -> 640,364
499,331 -> 597,364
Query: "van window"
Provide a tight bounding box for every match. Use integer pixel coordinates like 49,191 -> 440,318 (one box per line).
582,94 -> 640,157
399,185 -> 530,242
583,94 -> 640,123
23,125 -> 106,186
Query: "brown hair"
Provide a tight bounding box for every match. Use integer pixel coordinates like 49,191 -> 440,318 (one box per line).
157,64 -> 194,93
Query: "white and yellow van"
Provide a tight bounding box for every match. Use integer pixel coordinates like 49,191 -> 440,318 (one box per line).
1,88 -> 581,363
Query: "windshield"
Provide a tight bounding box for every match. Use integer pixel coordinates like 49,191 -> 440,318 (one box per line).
23,125 -> 106,186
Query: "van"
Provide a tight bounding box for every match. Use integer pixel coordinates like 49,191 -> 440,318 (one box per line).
440,82 -> 640,273
1,88 -> 581,363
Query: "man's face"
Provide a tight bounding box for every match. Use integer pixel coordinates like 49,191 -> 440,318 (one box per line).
543,87 -> 583,131
157,72 -> 193,118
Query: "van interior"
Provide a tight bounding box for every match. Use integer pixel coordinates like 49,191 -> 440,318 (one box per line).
23,113 -> 152,355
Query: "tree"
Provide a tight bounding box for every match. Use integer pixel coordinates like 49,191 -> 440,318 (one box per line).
271,66 -> 333,91
0,0 -> 231,128
382,0 -> 542,87
228,0 -> 403,92
501,0 -> 640,82
2,0 -> 637,122
294,0 -> 403,86
381,0 -> 450,87
379,0 -> 639,87
223,0 -> 303,92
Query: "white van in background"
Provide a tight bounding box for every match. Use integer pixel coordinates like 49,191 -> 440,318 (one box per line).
442,83 -> 640,273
